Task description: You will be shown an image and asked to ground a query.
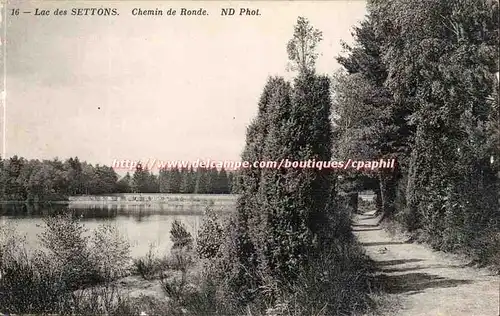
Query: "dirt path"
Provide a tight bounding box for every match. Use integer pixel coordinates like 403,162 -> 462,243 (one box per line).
354,211 -> 499,316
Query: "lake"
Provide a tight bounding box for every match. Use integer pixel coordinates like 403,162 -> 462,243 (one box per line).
0,194 -> 238,258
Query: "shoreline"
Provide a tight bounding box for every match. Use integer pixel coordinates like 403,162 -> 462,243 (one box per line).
0,193 -> 239,204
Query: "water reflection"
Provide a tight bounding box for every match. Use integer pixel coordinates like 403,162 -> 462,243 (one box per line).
0,195 -> 237,258
0,201 -> 234,220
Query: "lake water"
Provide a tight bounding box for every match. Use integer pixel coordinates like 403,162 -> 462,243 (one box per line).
0,194 -> 237,258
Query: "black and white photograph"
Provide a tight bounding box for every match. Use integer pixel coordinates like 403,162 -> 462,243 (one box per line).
0,1 -> 499,315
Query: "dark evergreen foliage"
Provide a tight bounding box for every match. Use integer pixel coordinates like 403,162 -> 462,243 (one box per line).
335,0 -> 500,266
216,17 -> 344,304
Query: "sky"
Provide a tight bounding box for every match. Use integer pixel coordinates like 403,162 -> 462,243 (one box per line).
2,0 -> 367,168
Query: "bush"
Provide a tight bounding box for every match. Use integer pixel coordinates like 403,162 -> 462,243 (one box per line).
159,271 -> 243,316
166,249 -> 194,272
0,226 -> 73,314
0,222 -> 26,270
178,276 -> 232,316
468,229 -> 500,272
160,269 -> 189,305
205,214 -> 262,306
71,284 -> 170,315
38,213 -> 97,289
166,219 -> 196,273
171,220 -> 194,251
71,283 -> 122,315
89,223 -> 132,281
133,244 -> 164,280
196,207 -> 224,259
264,240 -> 374,316
0,215 -> 136,314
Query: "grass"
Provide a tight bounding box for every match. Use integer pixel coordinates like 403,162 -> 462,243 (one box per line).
381,212 -> 500,274
262,240 -> 377,316
132,244 -> 170,280
352,293 -> 402,316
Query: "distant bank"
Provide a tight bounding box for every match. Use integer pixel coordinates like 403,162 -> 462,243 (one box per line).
67,193 -> 238,204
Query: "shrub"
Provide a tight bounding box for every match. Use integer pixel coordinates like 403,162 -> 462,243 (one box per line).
1,217 -> 189,314
178,276 -> 230,316
160,270 -> 189,305
72,283 -> 122,315
0,216 -> 139,314
166,219 -> 195,274
89,223 -> 132,281
469,229 -> 500,272
161,272 -> 243,316
38,213 -> 97,289
206,214 -> 262,306
0,235 -> 72,314
196,207 -> 224,259
265,240 -> 374,316
160,221 -> 206,312
166,249 -> 194,272
133,244 -> 163,280
0,222 -> 26,270
171,220 -> 194,251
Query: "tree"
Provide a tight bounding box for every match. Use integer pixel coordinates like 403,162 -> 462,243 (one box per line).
215,77 -> 276,302
147,173 -> 159,193
180,166 -> 196,193
116,173 -> 132,193
0,156 -> 124,200
2,156 -> 26,200
206,167 -> 219,193
196,207 -> 224,258
170,220 -> 193,251
132,163 -> 150,193
194,167 -> 209,194
215,167 -> 230,194
93,165 -> 118,194
334,15 -> 404,218
218,17 -> 336,302
18,159 -> 38,202
158,168 -> 170,193
38,213 -> 94,289
179,167 -> 191,193
336,0 -> 500,264
286,17 -> 323,73
80,162 -> 96,195
64,157 -> 83,196
167,167 -> 182,193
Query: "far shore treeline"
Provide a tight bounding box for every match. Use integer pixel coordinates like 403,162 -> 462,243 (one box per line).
0,156 -> 234,202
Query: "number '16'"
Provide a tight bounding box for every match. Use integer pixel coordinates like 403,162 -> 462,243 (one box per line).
11,9 -> 19,16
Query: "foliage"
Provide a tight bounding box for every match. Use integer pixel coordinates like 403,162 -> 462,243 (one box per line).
196,207 -> 224,259
0,155 -> 235,202
38,213 -> 97,289
0,216 -> 135,314
171,220 -> 194,251
287,16 -> 323,73
116,172 -> 132,193
212,16 -> 368,312
133,244 -> 166,280
264,241 -> 374,316
0,156 -> 119,202
335,0 -> 500,268
89,223 -> 132,281
158,166 -> 232,195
